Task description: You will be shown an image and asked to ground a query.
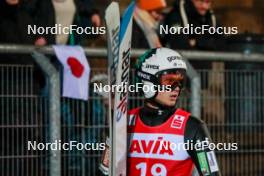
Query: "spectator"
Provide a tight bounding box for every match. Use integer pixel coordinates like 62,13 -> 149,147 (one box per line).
0,0 -> 45,48
0,0 -> 45,92
132,0 -> 167,48
29,0 -> 101,45
162,0 -> 225,50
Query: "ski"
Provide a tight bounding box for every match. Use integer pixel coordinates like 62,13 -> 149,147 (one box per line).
112,2 -> 135,176
100,2 -> 120,175
101,2 -> 135,175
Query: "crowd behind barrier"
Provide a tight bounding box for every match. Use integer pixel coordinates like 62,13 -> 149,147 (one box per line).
0,46 -> 264,175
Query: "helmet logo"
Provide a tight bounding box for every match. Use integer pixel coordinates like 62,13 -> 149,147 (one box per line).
145,64 -> 159,69
173,63 -> 184,67
137,71 -> 151,81
167,56 -> 182,62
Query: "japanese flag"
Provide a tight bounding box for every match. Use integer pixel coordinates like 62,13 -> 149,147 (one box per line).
53,45 -> 90,100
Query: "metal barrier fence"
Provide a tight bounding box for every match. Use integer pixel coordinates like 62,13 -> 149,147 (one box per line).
0,45 -> 264,176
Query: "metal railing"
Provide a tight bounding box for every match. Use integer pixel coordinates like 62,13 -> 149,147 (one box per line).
1,44 -> 264,62
1,44 -> 264,176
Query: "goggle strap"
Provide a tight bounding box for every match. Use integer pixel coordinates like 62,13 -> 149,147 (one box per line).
136,69 -> 159,84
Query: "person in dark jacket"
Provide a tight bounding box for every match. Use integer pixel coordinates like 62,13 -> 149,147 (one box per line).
132,0 -> 167,49
0,0 -> 38,47
0,0 -> 46,88
27,0 -> 101,45
162,0 -> 225,50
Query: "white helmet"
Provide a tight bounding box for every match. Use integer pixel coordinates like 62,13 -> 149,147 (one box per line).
136,48 -> 187,99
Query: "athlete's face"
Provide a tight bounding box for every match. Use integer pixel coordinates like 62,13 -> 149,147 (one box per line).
155,72 -> 185,107
155,86 -> 181,107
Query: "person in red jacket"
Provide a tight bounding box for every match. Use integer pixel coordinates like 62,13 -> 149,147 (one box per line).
127,47 -> 221,176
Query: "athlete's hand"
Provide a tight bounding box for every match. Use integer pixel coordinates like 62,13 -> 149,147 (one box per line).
91,14 -> 101,27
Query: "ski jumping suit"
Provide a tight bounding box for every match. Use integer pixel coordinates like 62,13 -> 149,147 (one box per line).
127,106 -> 221,176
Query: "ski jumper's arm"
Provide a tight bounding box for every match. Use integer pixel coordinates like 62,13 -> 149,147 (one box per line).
184,116 -> 221,176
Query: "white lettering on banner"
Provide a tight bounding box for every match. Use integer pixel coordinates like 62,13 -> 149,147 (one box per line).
128,133 -> 189,160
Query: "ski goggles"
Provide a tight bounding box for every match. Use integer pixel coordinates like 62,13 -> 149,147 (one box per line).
193,0 -> 211,3
157,70 -> 186,89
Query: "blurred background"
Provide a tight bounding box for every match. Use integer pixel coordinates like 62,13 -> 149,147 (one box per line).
0,0 -> 264,176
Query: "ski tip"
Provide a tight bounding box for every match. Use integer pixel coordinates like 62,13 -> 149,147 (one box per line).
119,1 -> 135,42
105,1 -> 120,17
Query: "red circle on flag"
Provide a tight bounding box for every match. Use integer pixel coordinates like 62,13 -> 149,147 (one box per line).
67,57 -> 84,78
